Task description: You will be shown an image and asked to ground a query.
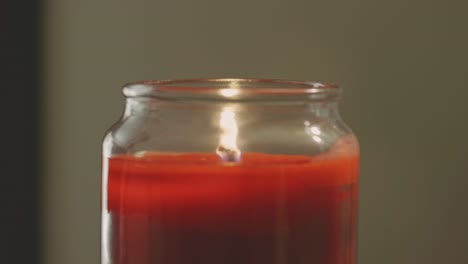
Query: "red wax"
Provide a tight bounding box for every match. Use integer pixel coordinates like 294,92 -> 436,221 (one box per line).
106,149 -> 359,264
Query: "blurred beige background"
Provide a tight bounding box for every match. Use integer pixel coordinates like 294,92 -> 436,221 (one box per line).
42,0 -> 468,264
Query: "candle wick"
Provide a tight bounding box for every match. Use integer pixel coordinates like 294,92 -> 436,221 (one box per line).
216,146 -> 241,162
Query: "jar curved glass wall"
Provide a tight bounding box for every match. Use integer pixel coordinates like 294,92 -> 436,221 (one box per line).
101,79 -> 360,264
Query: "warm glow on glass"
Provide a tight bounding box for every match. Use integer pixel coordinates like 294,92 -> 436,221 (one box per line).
219,88 -> 240,97
310,126 -> 321,135
219,80 -> 241,98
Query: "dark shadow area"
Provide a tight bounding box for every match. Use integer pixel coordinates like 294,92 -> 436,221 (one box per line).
0,0 -> 40,263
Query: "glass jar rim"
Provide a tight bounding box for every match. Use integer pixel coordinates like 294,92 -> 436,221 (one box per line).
123,78 -> 341,102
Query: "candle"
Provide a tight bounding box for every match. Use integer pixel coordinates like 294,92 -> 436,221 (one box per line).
106,138 -> 359,264
102,79 -> 360,264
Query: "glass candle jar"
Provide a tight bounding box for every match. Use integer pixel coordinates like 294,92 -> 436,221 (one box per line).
101,79 -> 360,264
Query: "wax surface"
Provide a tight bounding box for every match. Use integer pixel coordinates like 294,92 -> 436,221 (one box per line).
105,150 -> 359,264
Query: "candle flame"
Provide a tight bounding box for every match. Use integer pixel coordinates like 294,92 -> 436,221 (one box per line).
216,108 -> 241,162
